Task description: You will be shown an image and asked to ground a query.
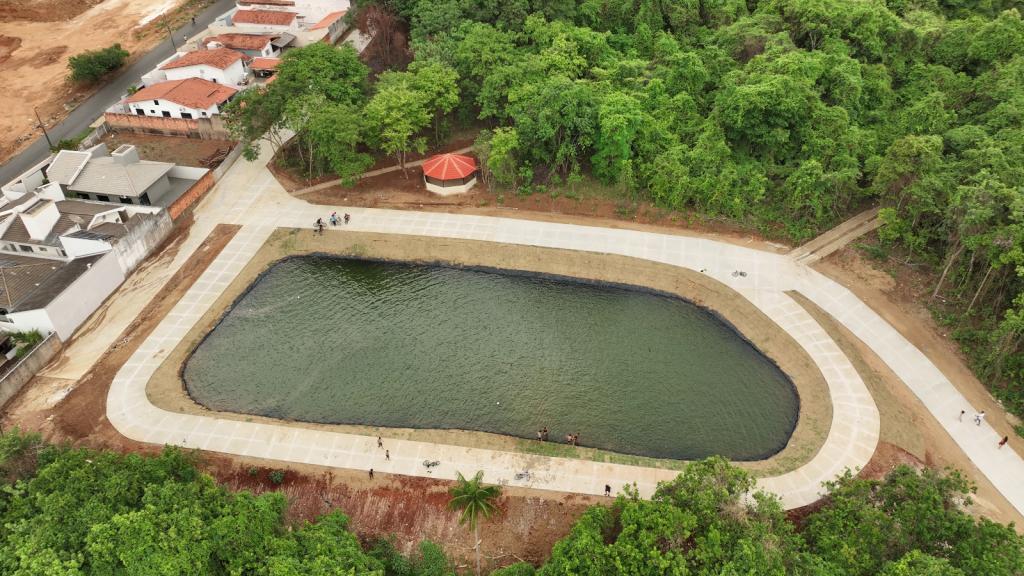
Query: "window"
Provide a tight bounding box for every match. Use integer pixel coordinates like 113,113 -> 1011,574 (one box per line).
140,193 -> 151,206
38,247 -> 47,252
180,112 -> 192,119
76,193 -> 89,200
161,111 -> 171,118
96,195 -> 110,202
19,245 -> 32,253
201,111 -> 207,117
135,109 -> 144,116
153,100 -> 159,105
119,196 -> 133,205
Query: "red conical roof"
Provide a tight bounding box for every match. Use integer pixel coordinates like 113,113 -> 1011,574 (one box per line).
422,153 -> 477,180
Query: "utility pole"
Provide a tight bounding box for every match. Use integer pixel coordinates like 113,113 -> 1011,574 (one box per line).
162,21 -> 177,50
33,107 -> 53,150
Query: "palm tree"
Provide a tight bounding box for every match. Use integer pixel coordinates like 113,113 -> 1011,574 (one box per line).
447,470 -> 502,576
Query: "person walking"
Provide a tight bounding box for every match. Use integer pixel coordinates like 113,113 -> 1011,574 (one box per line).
999,436 -> 1009,449
344,213 -> 350,225
377,436 -> 383,449
191,16 -> 196,26
385,450 -> 390,461
958,409 -> 965,422
604,484 -> 611,497
369,468 -> 374,479
974,411 -> 986,426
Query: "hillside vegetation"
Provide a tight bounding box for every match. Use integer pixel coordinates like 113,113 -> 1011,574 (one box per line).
226,1 -> 1024,424
1,432 -> 1021,574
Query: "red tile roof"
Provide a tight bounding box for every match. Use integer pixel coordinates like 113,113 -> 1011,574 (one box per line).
232,9 -> 296,26
422,154 -> 477,180
310,10 -> 346,30
160,48 -> 247,71
204,33 -> 276,50
250,57 -> 280,70
127,78 -> 238,110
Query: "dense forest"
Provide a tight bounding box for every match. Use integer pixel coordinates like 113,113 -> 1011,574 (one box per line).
225,1 -> 1024,427
1,431 -> 1021,575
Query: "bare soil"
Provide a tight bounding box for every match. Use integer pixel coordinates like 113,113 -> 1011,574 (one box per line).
99,131 -> 235,167
0,0 -> 214,163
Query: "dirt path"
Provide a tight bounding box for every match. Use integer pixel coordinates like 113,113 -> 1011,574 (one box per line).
293,147 -> 475,198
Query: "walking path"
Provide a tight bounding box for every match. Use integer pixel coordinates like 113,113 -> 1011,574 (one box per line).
103,140 -> 1024,514
292,147 -> 474,197
790,207 -> 882,265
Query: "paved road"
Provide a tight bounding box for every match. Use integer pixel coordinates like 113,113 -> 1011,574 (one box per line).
0,0 -> 235,185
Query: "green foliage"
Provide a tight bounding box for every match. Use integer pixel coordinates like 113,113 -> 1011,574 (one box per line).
268,470 -> 285,484
0,439 -> 385,575
10,330 -> 44,359
448,471 -> 501,575
67,44 -> 129,83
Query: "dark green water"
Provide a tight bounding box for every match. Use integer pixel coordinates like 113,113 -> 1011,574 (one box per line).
183,256 -> 798,460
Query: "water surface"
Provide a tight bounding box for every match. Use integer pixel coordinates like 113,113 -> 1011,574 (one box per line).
183,256 -> 798,460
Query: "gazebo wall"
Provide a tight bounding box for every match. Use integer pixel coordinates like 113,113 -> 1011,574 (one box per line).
424,174 -> 478,196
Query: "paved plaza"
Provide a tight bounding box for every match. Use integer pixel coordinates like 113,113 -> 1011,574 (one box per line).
103,141 -> 1024,514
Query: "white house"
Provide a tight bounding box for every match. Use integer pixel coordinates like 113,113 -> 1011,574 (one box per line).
143,48 -> 250,88
237,0 -> 349,24
204,33 -> 281,58
125,77 -> 238,120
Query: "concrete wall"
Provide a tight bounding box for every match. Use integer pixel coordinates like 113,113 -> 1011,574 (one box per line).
128,98 -> 220,120
168,171 -> 216,220
104,113 -> 232,139
45,251 -> 125,340
0,332 -> 62,409
112,211 -> 173,273
212,142 -> 245,180
77,122 -> 111,150
165,60 -> 247,87
1,309 -> 55,337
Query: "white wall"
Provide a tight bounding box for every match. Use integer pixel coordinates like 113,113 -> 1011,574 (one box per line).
129,99 -> 222,119
0,309 -> 54,337
45,251 -> 126,340
164,60 -> 247,87
111,211 -> 173,274
60,236 -> 112,259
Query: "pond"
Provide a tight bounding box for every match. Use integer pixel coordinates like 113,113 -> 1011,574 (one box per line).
183,256 -> 799,460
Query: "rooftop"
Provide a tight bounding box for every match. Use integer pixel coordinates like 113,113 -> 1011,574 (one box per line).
204,33 -> 277,51
126,78 -> 238,110
232,9 -> 296,26
422,153 -> 477,180
310,10 -> 346,30
67,157 -> 174,198
160,48 -> 248,71
0,254 -> 102,313
250,57 -> 280,70
45,150 -> 92,186
237,0 -> 294,5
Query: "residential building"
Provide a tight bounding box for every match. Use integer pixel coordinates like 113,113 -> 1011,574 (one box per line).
250,57 -> 280,79
143,48 -> 250,88
0,188 -> 171,339
308,10 -> 347,44
203,33 -> 281,57
125,77 -> 238,120
230,8 -> 299,30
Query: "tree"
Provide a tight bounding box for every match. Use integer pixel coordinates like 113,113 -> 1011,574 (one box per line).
67,44 -> 129,83
363,77 -> 432,177
447,471 -> 501,576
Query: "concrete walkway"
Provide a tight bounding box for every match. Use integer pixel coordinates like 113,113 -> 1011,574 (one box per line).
104,140 -> 1024,515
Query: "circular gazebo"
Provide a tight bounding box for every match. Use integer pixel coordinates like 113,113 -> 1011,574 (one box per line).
422,153 -> 478,196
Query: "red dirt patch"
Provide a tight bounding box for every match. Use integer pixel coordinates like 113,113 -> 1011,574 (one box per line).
0,35 -> 22,64
0,0 -> 105,22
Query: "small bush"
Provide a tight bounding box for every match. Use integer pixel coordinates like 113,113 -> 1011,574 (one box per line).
10,330 -> 44,358
68,44 -> 129,83
490,562 -> 536,576
268,470 -> 285,485
246,466 -> 259,477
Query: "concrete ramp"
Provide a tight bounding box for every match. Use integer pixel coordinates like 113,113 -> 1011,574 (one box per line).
790,207 -> 881,265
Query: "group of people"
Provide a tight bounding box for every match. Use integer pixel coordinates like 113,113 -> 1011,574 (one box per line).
315,212 -> 350,234
535,428 -> 581,446
958,409 -> 1011,448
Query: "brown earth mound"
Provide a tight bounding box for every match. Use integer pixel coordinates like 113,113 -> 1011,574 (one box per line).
0,35 -> 21,64
0,0 -> 105,22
